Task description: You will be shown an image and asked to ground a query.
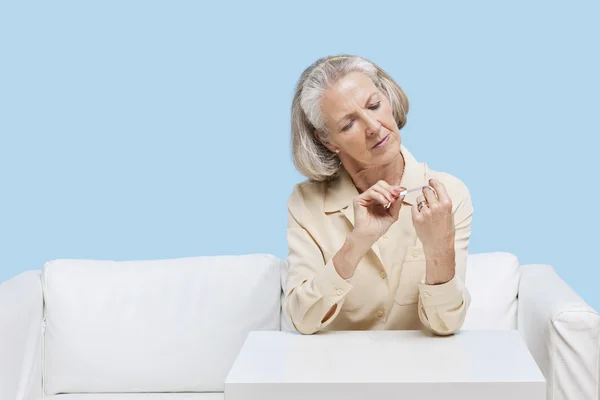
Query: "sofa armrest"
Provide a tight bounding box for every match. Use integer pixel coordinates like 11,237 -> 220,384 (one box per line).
518,264 -> 600,400
0,271 -> 43,400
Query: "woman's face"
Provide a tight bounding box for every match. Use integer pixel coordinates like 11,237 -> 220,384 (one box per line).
318,71 -> 401,169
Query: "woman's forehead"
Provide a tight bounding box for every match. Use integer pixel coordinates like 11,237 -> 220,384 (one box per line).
329,72 -> 377,98
323,74 -> 379,115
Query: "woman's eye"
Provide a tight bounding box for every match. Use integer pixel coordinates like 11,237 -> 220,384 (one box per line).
369,101 -> 381,110
341,120 -> 354,131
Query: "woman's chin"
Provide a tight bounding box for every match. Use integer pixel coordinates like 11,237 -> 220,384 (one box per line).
372,142 -> 400,163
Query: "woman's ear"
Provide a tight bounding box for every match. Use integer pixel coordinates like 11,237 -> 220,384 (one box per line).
314,129 -> 339,153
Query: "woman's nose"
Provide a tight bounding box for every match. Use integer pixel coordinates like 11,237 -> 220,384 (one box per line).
364,115 -> 382,135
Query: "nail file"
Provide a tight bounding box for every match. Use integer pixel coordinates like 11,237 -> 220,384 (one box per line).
384,185 -> 430,209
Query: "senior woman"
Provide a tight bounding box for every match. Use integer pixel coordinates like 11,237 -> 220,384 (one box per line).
284,54 -> 473,336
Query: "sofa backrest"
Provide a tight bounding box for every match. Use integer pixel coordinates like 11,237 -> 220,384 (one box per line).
40,250 -> 520,395
40,254 -> 281,396
462,252 -> 520,330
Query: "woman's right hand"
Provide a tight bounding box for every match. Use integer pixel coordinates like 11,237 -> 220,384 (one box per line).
332,181 -> 406,280
352,181 -> 406,243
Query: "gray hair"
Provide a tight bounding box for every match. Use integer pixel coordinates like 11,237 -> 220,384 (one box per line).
291,54 -> 410,181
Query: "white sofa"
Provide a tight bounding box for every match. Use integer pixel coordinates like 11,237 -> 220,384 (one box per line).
1,252 -> 598,400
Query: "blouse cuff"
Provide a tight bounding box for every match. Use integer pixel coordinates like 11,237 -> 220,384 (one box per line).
314,259 -> 354,302
418,274 -> 465,307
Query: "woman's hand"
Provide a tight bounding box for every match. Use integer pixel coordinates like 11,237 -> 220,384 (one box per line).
353,181 -> 406,243
332,181 -> 405,280
412,179 -> 456,284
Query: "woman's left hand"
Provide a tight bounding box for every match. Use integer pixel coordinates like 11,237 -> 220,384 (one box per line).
411,179 -> 456,285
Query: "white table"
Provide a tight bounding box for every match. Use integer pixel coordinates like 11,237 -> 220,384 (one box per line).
225,330 -> 545,400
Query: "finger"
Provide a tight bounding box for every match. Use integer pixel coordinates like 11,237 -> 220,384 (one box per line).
427,178 -> 451,205
416,194 -> 428,212
378,180 -> 406,199
372,184 -> 394,204
390,185 -> 406,198
379,181 -> 406,204
360,189 -> 389,206
422,185 -> 438,206
388,192 -> 405,218
376,180 -> 393,192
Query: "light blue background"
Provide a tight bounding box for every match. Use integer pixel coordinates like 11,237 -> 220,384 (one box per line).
1,1 -> 598,310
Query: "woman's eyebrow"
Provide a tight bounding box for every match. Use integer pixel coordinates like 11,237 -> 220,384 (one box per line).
364,92 -> 378,106
337,92 -> 379,125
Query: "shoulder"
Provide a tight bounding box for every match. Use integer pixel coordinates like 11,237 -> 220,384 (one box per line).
287,178 -> 328,222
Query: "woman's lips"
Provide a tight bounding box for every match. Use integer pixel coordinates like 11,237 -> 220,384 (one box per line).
373,134 -> 390,149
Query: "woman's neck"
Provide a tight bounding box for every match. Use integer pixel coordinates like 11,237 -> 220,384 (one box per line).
345,151 -> 405,194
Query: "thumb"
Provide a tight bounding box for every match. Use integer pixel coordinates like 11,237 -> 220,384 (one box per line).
388,193 -> 405,219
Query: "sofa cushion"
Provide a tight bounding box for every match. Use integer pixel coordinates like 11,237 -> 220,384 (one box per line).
462,252 -> 520,329
41,254 -> 281,395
